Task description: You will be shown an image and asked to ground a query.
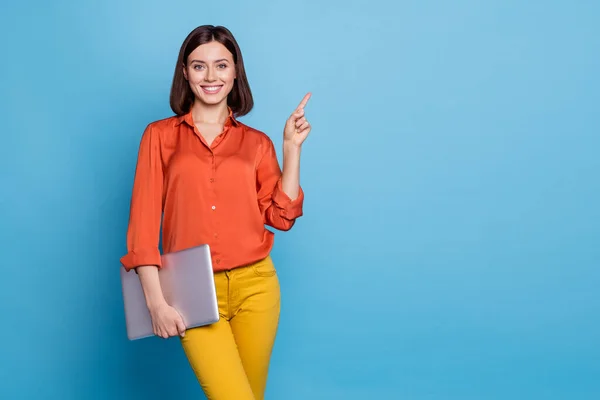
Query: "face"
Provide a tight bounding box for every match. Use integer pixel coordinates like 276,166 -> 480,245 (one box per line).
183,41 -> 236,107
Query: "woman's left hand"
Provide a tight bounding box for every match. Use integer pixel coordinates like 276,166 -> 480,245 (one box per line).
283,93 -> 312,147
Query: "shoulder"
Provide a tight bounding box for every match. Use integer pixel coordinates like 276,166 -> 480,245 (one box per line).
140,115 -> 181,141
147,115 -> 181,133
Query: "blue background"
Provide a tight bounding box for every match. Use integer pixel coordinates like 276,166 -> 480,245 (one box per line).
1,0 -> 598,399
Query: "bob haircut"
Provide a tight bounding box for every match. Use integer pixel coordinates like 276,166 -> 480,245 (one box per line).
170,25 -> 253,117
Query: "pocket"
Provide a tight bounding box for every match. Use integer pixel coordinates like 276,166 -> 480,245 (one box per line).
251,257 -> 277,277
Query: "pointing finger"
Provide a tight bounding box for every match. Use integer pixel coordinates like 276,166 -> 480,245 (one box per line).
296,92 -> 312,110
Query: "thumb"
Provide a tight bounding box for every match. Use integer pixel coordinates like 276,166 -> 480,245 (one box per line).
176,315 -> 186,337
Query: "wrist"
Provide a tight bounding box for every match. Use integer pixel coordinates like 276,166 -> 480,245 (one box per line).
283,140 -> 301,154
146,296 -> 167,311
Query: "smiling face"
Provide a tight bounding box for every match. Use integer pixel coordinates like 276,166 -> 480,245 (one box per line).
183,41 -> 236,108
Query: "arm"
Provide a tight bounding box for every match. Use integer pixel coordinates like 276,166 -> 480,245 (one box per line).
255,92 -> 313,229
281,141 -> 302,200
136,265 -> 167,309
281,91 -> 312,200
119,125 -> 185,338
120,124 -> 166,305
256,138 -> 304,231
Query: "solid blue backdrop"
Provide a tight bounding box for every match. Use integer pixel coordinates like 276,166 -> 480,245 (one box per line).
1,0 -> 599,399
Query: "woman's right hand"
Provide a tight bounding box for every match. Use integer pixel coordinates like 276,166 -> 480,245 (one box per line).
135,265 -> 187,339
148,302 -> 187,338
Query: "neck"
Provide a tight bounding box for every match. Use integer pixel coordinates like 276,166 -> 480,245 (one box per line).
191,101 -> 229,125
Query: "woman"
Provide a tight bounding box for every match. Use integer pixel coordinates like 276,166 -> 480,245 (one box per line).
120,25 -> 311,399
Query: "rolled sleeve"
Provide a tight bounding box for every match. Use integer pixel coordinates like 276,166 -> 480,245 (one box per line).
120,247 -> 162,271
271,178 -> 304,220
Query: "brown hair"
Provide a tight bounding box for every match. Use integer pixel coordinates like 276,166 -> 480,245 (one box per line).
170,25 -> 253,117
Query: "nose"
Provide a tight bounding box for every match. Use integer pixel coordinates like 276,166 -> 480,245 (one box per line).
205,66 -> 216,82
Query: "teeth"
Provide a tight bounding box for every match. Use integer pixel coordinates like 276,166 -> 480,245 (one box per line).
203,86 -> 221,91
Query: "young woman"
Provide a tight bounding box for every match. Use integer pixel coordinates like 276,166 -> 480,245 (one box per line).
120,25 -> 311,399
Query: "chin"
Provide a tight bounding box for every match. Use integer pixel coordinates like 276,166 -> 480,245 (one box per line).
200,96 -> 227,106
193,90 -> 231,106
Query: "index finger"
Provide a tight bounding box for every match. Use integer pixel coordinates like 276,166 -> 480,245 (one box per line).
297,92 -> 312,110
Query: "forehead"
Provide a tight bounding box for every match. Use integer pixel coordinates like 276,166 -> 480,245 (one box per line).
188,41 -> 233,62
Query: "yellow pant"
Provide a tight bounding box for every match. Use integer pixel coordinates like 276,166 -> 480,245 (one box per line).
180,255 -> 281,400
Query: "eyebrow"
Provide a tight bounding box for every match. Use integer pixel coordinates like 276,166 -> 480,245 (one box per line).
189,59 -> 230,64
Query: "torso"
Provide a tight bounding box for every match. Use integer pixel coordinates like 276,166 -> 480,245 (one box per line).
127,113 -> 296,272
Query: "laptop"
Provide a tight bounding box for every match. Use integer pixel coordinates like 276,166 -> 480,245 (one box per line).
120,244 -> 220,340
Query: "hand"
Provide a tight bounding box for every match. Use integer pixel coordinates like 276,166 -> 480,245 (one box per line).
148,302 -> 187,339
284,93 -> 312,147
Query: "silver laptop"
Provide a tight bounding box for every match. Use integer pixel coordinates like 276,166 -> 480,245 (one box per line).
120,244 -> 219,340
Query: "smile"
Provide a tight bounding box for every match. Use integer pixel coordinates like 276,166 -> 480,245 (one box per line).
201,85 -> 223,94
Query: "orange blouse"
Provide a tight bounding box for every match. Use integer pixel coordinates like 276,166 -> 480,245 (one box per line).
120,109 -> 304,272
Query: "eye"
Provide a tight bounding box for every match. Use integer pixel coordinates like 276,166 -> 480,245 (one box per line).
217,63 -> 227,69
193,64 -> 205,70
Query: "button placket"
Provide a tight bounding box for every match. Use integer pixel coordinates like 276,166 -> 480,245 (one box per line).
209,149 -> 220,265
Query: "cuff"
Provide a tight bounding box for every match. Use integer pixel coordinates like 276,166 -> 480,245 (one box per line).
272,179 -> 304,220
120,247 -> 162,272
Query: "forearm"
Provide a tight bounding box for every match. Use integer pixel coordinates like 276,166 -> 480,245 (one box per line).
281,141 -> 301,200
136,265 -> 167,310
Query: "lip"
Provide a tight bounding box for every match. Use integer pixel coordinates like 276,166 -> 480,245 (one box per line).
200,85 -> 223,94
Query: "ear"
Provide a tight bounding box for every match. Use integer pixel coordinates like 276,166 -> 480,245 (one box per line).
182,64 -> 188,80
